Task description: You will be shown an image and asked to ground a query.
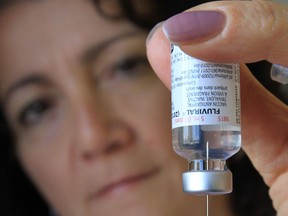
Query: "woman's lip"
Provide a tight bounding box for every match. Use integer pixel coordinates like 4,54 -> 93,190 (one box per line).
89,168 -> 160,200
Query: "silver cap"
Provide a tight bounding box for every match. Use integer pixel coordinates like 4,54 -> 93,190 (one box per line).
182,169 -> 232,195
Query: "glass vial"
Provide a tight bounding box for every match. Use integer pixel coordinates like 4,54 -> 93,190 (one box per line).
171,44 -> 241,195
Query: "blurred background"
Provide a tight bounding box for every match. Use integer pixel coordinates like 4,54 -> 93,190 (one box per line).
275,0 -> 288,3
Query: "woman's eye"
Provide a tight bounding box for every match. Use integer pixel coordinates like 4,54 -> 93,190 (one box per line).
110,56 -> 150,78
18,98 -> 53,127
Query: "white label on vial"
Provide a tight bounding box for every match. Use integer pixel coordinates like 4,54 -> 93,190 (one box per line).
171,45 -> 241,129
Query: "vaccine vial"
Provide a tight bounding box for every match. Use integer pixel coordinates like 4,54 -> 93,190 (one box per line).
171,44 -> 241,195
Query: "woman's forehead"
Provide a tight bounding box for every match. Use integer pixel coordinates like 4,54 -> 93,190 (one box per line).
0,0 -> 131,32
0,0 -> 136,61
0,0 -> 138,92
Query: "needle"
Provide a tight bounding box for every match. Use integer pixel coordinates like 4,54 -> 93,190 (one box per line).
206,194 -> 209,216
206,141 -> 209,216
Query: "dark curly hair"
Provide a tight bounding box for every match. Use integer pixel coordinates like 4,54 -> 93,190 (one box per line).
0,0 -> 280,215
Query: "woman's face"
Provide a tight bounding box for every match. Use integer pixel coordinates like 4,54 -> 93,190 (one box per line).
0,0 -> 202,215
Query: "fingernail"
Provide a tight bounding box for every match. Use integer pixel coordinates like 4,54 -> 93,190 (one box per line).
162,11 -> 226,43
146,21 -> 163,45
270,64 -> 288,85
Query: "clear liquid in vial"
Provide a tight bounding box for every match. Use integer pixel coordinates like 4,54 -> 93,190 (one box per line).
172,125 -> 241,162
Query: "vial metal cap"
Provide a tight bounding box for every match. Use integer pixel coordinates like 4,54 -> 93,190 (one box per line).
182,169 -> 232,195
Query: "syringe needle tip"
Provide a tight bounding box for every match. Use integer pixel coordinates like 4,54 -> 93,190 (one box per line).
206,194 -> 209,216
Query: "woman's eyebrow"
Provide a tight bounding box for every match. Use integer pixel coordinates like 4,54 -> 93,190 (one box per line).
2,31 -> 144,104
2,74 -> 50,105
81,30 -> 143,64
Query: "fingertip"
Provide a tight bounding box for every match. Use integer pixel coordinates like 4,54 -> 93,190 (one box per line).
146,22 -> 163,46
146,24 -> 171,89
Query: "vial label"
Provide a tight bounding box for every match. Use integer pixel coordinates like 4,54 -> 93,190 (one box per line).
171,45 -> 241,130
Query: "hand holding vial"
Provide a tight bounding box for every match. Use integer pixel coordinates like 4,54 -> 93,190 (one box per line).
146,0 -> 288,215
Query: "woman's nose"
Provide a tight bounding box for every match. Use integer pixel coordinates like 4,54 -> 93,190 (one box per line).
70,91 -> 134,161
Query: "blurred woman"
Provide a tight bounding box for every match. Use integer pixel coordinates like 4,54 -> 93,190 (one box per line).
1,0 -> 285,215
